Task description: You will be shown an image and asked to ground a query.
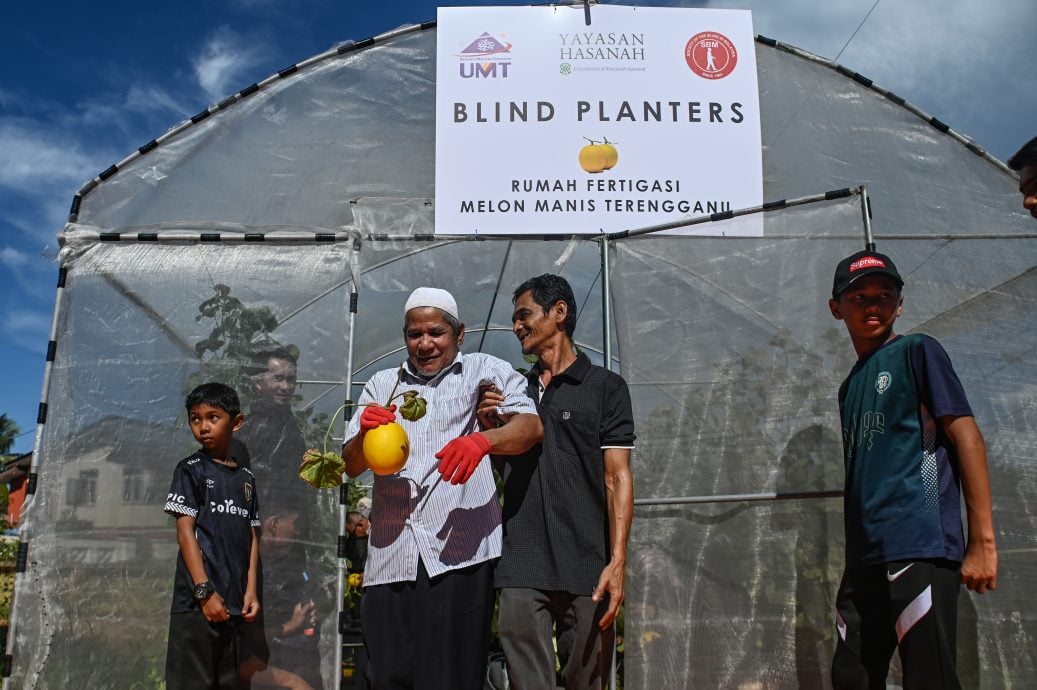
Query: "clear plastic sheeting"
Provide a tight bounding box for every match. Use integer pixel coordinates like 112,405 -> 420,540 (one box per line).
614,200 -> 1037,688
12,19 -> 1037,690
17,240 -> 351,687
74,28 -> 439,232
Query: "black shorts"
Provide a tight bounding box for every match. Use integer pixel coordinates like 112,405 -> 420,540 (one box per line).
832,559 -> 961,690
166,610 -> 249,690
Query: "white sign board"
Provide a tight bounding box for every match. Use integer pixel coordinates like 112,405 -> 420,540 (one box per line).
435,5 -> 763,236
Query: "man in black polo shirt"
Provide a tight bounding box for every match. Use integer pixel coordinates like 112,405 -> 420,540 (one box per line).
479,274 -> 636,690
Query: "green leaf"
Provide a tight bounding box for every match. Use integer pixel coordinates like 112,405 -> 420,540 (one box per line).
399,391 -> 428,421
299,449 -> 345,489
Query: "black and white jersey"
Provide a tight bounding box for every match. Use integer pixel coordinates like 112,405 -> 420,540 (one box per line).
165,451 -> 260,614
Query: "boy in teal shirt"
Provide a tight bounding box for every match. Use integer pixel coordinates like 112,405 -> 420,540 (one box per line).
827,250 -> 997,689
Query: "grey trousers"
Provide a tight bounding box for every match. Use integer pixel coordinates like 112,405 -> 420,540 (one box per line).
497,587 -> 614,690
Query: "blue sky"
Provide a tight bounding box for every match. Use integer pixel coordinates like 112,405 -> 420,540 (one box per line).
2,0 -> 1035,454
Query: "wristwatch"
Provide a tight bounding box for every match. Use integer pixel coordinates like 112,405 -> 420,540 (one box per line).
193,581 -> 216,601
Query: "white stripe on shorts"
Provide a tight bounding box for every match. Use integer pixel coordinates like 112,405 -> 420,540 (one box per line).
896,584 -> 932,643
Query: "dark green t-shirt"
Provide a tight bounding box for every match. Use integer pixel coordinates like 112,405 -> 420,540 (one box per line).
839,333 -> 973,567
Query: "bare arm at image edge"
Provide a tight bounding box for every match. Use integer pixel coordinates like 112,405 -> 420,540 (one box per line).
593,446 -> 633,629
944,415 -> 998,593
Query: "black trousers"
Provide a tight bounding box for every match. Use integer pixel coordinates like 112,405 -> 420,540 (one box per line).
832,559 -> 962,690
166,610 -> 249,690
361,559 -> 495,690
497,587 -> 613,690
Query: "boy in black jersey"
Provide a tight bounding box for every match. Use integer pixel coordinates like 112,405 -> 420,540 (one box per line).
165,383 -> 261,689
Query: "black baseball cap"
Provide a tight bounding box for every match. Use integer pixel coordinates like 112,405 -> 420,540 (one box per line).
832,250 -> 903,298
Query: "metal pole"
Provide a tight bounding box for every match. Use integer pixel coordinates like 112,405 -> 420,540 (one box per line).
861,185 -> 875,250
336,241 -> 360,687
600,238 -> 613,372
634,489 -> 843,507
604,187 -> 861,241
478,242 -> 512,352
3,264 -> 69,690
598,237 -> 619,690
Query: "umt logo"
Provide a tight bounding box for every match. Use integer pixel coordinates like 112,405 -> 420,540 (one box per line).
460,62 -> 511,79
458,32 -> 512,79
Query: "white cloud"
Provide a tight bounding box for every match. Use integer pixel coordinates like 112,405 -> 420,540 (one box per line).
0,120 -> 101,243
0,122 -> 97,192
192,29 -> 261,102
124,84 -> 191,118
0,63 -> 202,248
0,247 -> 30,268
4,201 -> 72,247
74,100 -> 127,130
0,87 -> 63,120
0,246 -> 54,309
1,308 -> 51,341
69,83 -> 192,146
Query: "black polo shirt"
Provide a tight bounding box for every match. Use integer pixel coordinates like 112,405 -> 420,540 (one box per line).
495,352 -> 635,595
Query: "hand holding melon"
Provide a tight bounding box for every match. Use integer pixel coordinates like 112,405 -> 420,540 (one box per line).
362,413 -> 409,476
300,365 -> 428,486
359,372 -> 429,475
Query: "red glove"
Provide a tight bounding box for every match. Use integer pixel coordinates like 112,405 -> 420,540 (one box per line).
360,404 -> 396,431
435,433 -> 492,485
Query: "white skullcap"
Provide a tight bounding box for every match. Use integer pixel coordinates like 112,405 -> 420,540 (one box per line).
404,287 -> 459,321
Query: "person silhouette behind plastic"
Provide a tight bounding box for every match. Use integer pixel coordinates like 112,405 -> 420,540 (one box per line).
238,346 -> 324,689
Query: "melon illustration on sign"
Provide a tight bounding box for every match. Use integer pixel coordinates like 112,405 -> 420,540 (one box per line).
578,138 -> 619,173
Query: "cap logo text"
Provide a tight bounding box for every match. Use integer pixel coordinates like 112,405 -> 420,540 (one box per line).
849,256 -> 887,273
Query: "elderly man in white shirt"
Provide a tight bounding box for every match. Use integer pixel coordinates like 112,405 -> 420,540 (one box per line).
343,287 -> 542,690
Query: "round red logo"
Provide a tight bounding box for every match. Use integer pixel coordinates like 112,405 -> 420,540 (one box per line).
685,31 -> 738,80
